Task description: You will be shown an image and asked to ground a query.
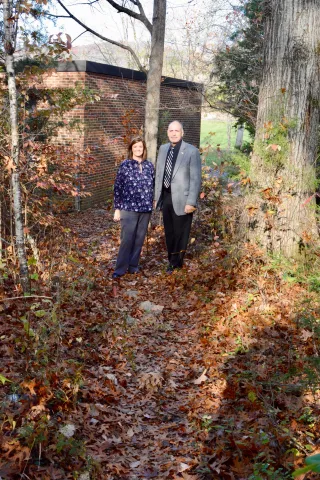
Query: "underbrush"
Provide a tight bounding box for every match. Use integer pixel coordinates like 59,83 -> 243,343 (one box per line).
0,281 -> 102,478
0,220 -> 108,479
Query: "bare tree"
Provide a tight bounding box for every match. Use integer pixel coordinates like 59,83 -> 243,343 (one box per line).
245,0 -> 320,258
57,0 -> 166,164
144,0 -> 166,163
2,0 -> 30,292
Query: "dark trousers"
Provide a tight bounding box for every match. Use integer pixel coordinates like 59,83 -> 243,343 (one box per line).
162,190 -> 193,268
114,210 -> 151,276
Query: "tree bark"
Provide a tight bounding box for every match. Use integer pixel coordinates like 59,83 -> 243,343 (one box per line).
235,125 -> 244,148
3,0 -> 30,292
144,0 -> 166,164
245,0 -> 320,258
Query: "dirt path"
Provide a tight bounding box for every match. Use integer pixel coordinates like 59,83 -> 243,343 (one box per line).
66,209 -> 214,479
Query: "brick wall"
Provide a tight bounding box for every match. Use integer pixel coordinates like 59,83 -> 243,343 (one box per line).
33,71 -> 86,211
82,73 -> 146,209
52,61 -> 202,210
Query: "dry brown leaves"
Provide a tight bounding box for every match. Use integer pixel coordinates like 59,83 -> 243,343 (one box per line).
1,207 -> 319,479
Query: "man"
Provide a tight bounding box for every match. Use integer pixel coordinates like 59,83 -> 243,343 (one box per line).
154,121 -> 202,272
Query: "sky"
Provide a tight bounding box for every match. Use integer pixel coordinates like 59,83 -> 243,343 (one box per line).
50,0 -> 234,47
52,0 -> 194,46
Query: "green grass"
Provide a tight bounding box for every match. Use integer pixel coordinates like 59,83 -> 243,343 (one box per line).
200,119 -> 252,166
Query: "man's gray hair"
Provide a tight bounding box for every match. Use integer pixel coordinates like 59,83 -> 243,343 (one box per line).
168,120 -> 184,134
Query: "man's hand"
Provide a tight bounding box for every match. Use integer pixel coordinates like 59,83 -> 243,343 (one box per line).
185,204 -> 196,214
114,209 -> 121,222
153,200 -> 157,209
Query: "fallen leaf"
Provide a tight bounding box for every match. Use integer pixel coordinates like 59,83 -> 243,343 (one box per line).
4,156 -> 17,172
0,374 -> 12,385
301,329 -> 313,342
21,379 -> 36,395
59,423 -> 76,438
127,428 -> 135,438
266,143 -> 281,152
193,369 -> 208,385
106,373 -> 118,385
179,462 -> 191,472
2,441 -> 30,466
138,371 -> 163,391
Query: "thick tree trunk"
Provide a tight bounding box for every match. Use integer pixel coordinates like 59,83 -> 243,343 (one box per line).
144,0 -> 166,164
3,0 -> 30,292
246,0 -> 320,258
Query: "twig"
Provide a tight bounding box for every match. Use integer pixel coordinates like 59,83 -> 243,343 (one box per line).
44,13 -> 70,18
0,295 -> 53,301
0,236 -> 11,245
72,30 -> 88,44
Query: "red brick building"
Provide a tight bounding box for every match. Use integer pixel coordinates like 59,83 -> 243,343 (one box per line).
45,61 -> 202,209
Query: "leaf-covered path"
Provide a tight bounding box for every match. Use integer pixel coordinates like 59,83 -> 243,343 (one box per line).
1,206 -> 320,479
63,208 -> 219,479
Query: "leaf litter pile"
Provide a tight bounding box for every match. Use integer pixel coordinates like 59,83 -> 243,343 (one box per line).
1,202 -> 320,479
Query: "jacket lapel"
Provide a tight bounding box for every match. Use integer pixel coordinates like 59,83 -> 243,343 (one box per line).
159,143 -> 170,181
172,140 -> 187,179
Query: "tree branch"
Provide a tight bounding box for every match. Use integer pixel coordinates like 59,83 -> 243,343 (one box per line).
57,0 -> 147,73
68,0 -> 99,5
132,0 -> 147,18
104,0 -> 152,34
72,29 -> 89,43
45,13 -> 71,18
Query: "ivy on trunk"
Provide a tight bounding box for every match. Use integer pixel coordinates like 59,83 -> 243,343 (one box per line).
245,0 -> 320,258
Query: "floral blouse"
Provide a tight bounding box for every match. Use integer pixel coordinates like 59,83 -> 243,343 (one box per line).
114,159 -> 154,212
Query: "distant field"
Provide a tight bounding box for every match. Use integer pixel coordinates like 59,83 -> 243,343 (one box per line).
200,119 -> 251,165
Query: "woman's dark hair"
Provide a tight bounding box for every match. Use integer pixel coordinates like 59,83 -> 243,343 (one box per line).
128,136 -> 147,161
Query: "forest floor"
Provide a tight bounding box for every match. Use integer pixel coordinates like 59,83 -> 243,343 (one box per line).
1,200 -> 320,480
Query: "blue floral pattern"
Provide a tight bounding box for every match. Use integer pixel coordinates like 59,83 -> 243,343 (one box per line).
114,159 -> 154,212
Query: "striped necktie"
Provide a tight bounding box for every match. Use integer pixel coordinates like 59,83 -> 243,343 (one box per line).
164,146 -> 174,188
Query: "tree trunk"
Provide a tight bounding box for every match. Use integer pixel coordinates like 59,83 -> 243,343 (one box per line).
3,0 -> 30,292
246,0 -> 320,258
235,125 -> 244,148
144,0 -> 166,164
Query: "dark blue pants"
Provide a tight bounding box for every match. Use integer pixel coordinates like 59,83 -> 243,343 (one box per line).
162,190 -> 193,268
114,210 -> 151,276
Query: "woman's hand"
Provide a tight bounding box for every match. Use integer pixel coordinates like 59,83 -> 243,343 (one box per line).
114,209 -> 121,222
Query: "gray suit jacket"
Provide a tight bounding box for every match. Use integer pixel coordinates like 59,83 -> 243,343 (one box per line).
154,140 -> 202,216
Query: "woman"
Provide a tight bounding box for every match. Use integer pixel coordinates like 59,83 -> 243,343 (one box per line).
112,136 -> 154,279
